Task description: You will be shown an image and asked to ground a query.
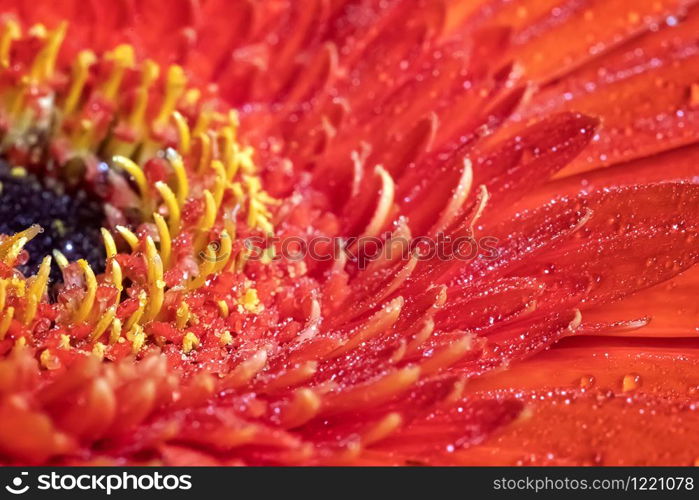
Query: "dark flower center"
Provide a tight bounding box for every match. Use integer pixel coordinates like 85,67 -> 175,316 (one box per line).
0,160 -> 106,283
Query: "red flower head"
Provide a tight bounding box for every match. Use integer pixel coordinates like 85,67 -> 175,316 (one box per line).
0,0 -> 696,466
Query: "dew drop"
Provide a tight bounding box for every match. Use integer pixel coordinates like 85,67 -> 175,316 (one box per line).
622,373 -> 641,392
579,375 -> 596,390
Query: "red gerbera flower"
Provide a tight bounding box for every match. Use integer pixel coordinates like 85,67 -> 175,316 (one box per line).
0,0 -> 696,466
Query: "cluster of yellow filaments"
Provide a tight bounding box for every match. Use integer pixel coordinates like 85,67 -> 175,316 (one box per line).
0,19 -> 277,364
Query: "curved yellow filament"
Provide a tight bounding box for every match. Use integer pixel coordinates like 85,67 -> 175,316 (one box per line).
101,44 -> 135,101
0,19 -> 21,69
155,181 -> 181,235
115,225 -> 139,251
73,260 -> 96,324
110,259 -> 123,294
52,249 -> 69,270
166,148 -> 189,206
100,228 -> 117,258
90,305 -> 117,343
238,146 -> 256,175
211,160 -> 226,209
0,225 -> 41,261
176,301 -> 190,330
63,50 -> 96,115
29,21 -> 66,83
196,132 -> 213,173
172,111 -> 191,155
217,300 -> 229,318
112,156 -> 149,207
23,255 -> 51,324
220,126 -> 240,180
153,65 -> 187,129
0,306 -> 12,340
0,279 -> 6,312
193,190 -> 216,252
12,336 -> 25,352
192,107 -> 214,137
153,213 -> 171,269
143,236 -> 164,322
4,237 -> 27,265
188,245 -> 216,290
128,59 -> 160,131
212,230 -> 233,274
125,291 -> 147,332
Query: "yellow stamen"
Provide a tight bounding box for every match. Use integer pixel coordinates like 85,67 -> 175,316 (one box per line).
13,336 -> 26,352
212,230 -> 233,274
0,225 -> 41,261
73,260 -> 96,324
110,259 -> 123,294
153,65 -> 187,130
220,126 -> 240,180
155,181 -> 181,235
101,44 -> 135,101
29,21 -> 66,83
9,277 -> 25,298
115,225 -> 139,251
109,318 -> 122,345
0,279 -> 6,312
238,146 -> 256,175
127,59 -> 160,132
129,324 -> 145,354
182,332 -> 200,354
143,236 -> 164,322
58,334 -> 71,349
101,228 -> 117,258
241,288 -> 262,313
112,156 -> 149,208
172,111 -> 191,155
230,181 -> 244,204
100,228 -> 122,292
193,190 -> 216,252
166,148 -> 189,206
63,50 -> 96,115
0,306 -> 13,340
92,342 -> 107,360
125,291 -> 147,332
40,348 -> 59,370
52,249 -> 69,270
90,305 -> 117,342
153,213 -> 171,269
192,108 -> 214,137
70,119 -> 95,152
23,255 -> 51,325
219,330 -> 233,346
4,236 -> 27,265
196,132 -> 213,173
188,245 -> 216,290
176,301 -> 190,329
0,19 -> 20,69
217,300 -> 229,318
211,160 -> 226,209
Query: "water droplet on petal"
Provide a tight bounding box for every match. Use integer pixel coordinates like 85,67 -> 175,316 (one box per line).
622,374 -> 641,392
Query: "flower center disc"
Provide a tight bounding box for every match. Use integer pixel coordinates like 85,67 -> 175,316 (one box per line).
0,160 -> 106,283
